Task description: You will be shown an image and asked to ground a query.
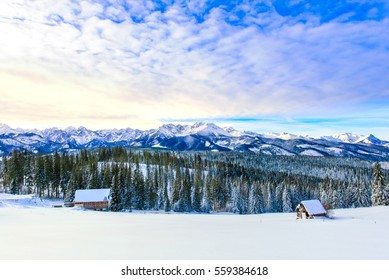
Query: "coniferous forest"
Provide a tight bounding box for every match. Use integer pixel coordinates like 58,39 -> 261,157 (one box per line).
0,147 -> 388,213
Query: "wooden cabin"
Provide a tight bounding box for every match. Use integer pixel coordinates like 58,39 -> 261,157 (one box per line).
295,199 -> 326,219
73,189 -> 111,210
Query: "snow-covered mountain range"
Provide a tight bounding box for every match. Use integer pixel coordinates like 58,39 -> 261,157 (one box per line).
1,122 -> 388,160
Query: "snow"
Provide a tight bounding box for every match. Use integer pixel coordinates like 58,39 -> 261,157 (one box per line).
355,134 -> 382,145
154,122 -> 231,138
248,147 -> 261,153
248,145 -> 294,156
152,143 -> 167,149
300,150 -> 324,157
185,122 -> 230,137
297,144 -> 314,149
300,200 -> 326,215
326,133 -> 362,143
263,132 -> 299,140
74,189 -> 111,203
325,147 -> 343,155
380,162 -> 389,170
1,194 -> 389,260
0,194 -> 53,208
224,127 -> 244,137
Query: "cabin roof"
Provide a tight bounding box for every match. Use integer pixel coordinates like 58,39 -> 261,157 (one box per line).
300,199 -> 326,215
74,189 -> 111,203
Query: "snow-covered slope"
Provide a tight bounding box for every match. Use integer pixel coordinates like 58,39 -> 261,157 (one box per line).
322,133 -> 384,145
0,197 -> 388,260
0,123 -> 388,160
0,193 -> 56,208
322,133 -> 362,143
262,132 -> 300,140
355,134 -> 384,145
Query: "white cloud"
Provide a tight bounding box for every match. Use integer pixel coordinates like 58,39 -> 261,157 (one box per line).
0,0 -> 388,136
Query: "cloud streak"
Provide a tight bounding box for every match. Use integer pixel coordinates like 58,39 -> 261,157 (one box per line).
0,0 -> 388,137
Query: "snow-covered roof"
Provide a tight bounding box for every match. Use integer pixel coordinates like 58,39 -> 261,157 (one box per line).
300,200 -> 326,215
74,189 -> 111,203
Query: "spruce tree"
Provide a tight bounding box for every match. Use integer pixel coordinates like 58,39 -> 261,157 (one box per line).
281,187 -> 293,212
230,183 -> 241,214
249,183 -> 264,214
44,156 -> 54,197
110,175 -> 122,211
118,165 -> 126,208
201,174 -> 213,213
122,167 -> 133,211
238,180 -> 249,214
164,183 -> 171,212
172,166 -> 181,206
102,164 -> 112,188
176,167 -> 192,212
150,171 -> 159,210
10,179 -> 18,195
372,162 -> 386,206
192,169 -> 203,212
65,168 -> 80,202
60,153 -> 71,199
88,166 -> 100,189
53,152 -> 61,197
133,165 -> 145,209
34,155 -> 46,197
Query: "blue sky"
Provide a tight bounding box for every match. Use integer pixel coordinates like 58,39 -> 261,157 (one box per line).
0,0 -> 388,138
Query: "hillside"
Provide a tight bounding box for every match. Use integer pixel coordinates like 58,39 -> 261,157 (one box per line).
2,147 -> 385,214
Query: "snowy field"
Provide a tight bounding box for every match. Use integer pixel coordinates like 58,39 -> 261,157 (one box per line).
0,194 -> 388,260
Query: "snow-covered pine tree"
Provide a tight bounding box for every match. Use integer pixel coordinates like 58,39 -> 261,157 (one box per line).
101,163 -> 112,188
265,183 -> 275,212
282,187 -> 293,213
133,165 -> 145,210
122,166 -> 133,211
164,182 -> 171,212
176,167 -> 192,212
150,170 -> 159,210
34,154 -> 46,197
44,155 -> 54,197
238,180 -> 249,214
52,152 -> 61,197
201,175 -> 213,213
172,166 -> 181,206
248,183 -> 264,214
192,169 -> 203,212
88,163 -> 99,189
60,153 -> 72,200
229,182 -> 240,214
372,162 -> 386,206
65,168 -> 79,202
110,174 -> 122,212
118,165 -> 127,209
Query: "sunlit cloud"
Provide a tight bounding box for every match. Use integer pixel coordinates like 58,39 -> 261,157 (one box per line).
0,0 -> 388,138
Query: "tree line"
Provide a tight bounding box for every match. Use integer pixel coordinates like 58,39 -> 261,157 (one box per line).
0,147 -> 388,213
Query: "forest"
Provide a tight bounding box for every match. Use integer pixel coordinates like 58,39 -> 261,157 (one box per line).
0,147 -> 388,213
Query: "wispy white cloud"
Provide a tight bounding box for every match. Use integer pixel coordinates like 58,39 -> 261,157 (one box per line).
0,0 -> 388,137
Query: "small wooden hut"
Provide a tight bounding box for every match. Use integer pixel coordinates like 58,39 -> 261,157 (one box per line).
73,189 -> 111,210
295,199 -> 326,219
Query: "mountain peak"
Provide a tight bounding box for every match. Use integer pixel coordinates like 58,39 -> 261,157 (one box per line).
0,123 -> 13,134
187,122 -> 229,137
0,123 -> 388,160
356,134 -> 382,145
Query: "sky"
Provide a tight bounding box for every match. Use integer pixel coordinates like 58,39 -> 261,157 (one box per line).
0,0 -> 388,139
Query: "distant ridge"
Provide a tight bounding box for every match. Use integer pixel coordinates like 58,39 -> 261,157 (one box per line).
0,122 -> 388,160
